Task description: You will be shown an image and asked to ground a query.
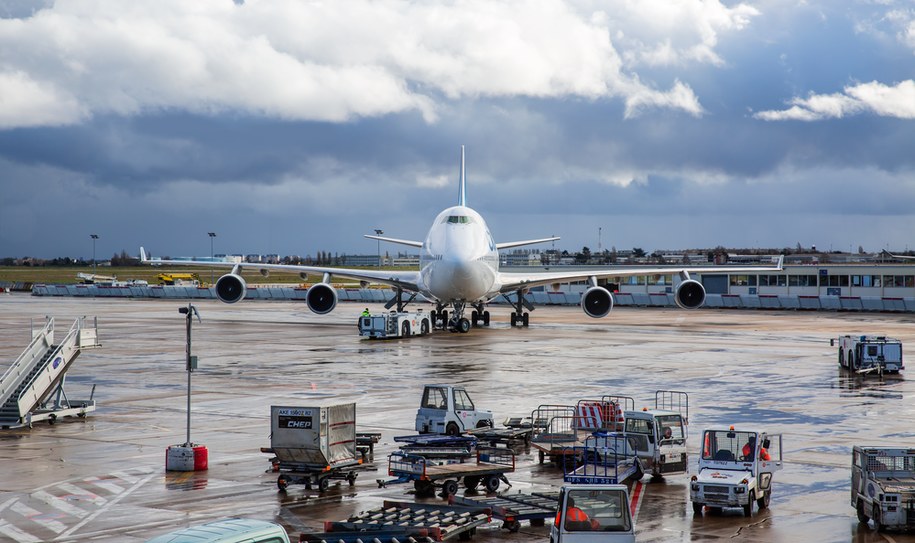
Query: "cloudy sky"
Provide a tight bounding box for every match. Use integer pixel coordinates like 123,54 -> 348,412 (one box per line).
1,0 -> 914,260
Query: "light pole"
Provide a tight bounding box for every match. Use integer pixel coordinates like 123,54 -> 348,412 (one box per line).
179,303 -> 200,447
374,229 -> 383,267
208,232 -> 216,284
90,234 -> 99,274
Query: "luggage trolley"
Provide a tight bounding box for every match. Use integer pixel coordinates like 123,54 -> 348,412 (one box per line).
264,404 -> 371,492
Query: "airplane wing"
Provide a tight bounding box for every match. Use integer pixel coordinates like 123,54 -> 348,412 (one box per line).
140,247 -> 422,292
496,236 -> 561,250
363,234 -> 423,248
496,256 -> 784,293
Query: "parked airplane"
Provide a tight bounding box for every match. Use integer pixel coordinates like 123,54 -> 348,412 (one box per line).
141,147 -> 783,333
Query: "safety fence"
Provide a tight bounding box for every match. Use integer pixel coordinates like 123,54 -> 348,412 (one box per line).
28,284 -> 915,312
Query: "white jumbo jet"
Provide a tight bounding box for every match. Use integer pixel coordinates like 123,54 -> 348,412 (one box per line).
141,147 -> 783,333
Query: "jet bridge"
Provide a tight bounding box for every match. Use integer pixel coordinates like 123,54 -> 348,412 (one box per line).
0,316 -> 101,429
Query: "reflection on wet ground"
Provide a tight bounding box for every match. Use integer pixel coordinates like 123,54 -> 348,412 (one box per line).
1,296 -> 915,542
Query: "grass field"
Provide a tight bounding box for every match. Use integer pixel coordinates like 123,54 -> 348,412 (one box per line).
0,266 -> 381,286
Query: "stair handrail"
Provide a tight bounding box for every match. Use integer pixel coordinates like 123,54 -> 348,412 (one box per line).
15,317 -> 97,418
0,317 -> 54,404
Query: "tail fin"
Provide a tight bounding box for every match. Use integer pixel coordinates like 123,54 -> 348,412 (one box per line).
458,145 -> 466,207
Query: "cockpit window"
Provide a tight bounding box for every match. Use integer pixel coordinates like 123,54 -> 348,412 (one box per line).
443,215 -> 473,224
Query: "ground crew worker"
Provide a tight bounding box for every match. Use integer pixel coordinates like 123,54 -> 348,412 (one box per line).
742,437 -> 770,461
557,496 -> 600,531
361,308 -> 370,317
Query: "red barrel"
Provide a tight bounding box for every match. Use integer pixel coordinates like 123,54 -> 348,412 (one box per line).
193,445 -> 208,471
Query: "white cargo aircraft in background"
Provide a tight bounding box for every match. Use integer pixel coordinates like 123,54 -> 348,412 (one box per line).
141,147 -> 783,333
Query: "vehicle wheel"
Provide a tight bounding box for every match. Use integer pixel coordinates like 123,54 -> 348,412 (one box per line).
464,476 -> 481,490
458,318 -> 471,333
446,422 -> 460,436
277,476 -> 288,491
476,419 -> 493,428
856,499 -> 869,524
401,321 -> 410,336
442,479 -> 459,497
484,475 -> 501,493
483,311 -> 490,326
420,319 -> 430,335
440,310 -> 448,326
743,491 -> 754,517
849,353 -> 856,371
347,472 -> 357,486
510,313 -> 517,327
538,450 -> 545,464
504,520 -> 521,532
633,461 -> 643,481
414,480 -> 434,497
318,477 -> 330,492
471,310 -> 479,325
459,530 -> 473,541
757,489 -> 770,509
692,502 -> 704,515
522,313 -> 529,327
839,350 -> 845,367
873,505 -> 882,532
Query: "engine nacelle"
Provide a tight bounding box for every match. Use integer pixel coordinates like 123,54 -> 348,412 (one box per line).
581,286 -> 614,318
215,273 -> 247,304
675,279 -> 706,309
306,283 -> 338,315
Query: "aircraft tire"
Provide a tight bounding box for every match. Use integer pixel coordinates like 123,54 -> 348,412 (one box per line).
458,318 -> 471,333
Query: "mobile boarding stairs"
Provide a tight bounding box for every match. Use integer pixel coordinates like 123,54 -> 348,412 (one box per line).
0,317 -> 101,429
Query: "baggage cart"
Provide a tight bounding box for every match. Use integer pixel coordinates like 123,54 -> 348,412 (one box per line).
316,500 -> 490,541
266,403 -> 366,491
380,447 -> 515,498
451,491 -> 559,532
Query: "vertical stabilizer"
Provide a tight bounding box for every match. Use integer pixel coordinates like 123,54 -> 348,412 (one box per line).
458,145 -> 466,207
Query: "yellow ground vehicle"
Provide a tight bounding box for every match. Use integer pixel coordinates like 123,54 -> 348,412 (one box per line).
157,273 -> 200,286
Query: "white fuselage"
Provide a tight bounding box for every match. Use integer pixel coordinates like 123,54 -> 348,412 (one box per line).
418,205 -> 500,304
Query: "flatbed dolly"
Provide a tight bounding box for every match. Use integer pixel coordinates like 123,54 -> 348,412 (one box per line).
396,434 -> 477,460
269,458 -> 375,492
380,447 -> 515,498
465,426 -> 533,447
316,499 -> 491,541
451,491 -> 559,532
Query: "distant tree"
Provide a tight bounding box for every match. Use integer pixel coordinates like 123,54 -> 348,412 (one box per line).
858,245 -> 865,254
575,246 -> 592,264
631,247 -> 646,258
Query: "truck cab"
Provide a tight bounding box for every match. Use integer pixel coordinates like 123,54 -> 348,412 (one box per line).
415,384 -> 494,435
549,484 -> 635,543
691,426 -> 783,516
621,408 -> 688,478
851,446 -> 915,531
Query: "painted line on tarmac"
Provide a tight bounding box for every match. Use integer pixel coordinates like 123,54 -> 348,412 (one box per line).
10,501 -> 68,534
56,472 -> 156,540
31,491 -> 88,520
629,480 -> 645,520
56,483 -> 107,507
0,519 -> 42,543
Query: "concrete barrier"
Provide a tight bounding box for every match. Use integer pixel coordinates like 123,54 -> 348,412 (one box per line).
28,284 -> 915,313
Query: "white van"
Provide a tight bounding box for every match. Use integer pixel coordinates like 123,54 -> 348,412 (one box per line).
144,518 -> 290,543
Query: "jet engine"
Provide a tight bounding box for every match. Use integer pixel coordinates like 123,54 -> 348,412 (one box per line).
581,286 -> 614,318
215,273 -> 247,304
306,283 -> 338,314
675,279 -> 706,309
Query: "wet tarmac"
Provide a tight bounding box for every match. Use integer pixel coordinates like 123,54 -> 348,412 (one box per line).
1,294 -> 915,542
